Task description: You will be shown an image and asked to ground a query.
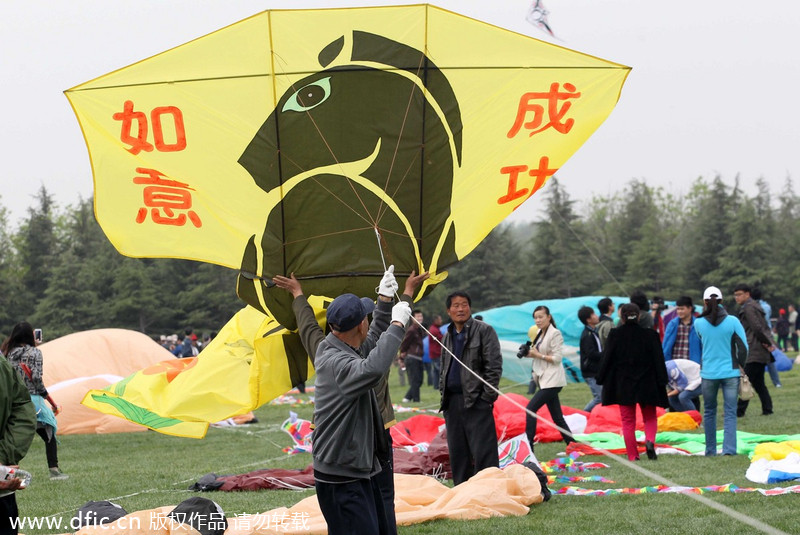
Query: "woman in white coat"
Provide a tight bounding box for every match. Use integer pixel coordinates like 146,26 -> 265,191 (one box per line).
523,306 -> 575,451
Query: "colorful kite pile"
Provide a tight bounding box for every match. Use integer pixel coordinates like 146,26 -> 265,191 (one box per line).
540,453 -> 610,474
557,483 -> 800,497
281,413 -> 313,455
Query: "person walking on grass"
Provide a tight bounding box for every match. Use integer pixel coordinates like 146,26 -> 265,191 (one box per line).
733,284 -> 775,416
2,322 -> 68,480
577,306 -> 603,413
597,303 -> 668,461
694,286 -> 747,456
522,306 -> 575,452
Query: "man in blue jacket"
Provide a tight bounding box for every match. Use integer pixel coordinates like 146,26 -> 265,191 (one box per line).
662,296 -> 702,364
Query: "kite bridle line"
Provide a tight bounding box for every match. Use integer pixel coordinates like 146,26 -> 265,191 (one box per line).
372,233 -> 787,535
256,48 -> 435,276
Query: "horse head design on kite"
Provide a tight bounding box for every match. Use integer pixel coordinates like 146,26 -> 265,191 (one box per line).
237,31 -> 463,327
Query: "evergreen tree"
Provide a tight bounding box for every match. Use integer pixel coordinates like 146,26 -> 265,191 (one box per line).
526,178 -> 596,298
176,263 -> 242,333
624,210 -> 679,294
16,186 -> 59,316
0,201 -> 24,330
420,224 -> 523,316
109,258 -> 171,333
707,191 -> 779,292
679,176 -> 734,293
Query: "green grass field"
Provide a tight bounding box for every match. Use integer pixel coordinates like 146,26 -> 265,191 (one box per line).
15,353 -> 800,534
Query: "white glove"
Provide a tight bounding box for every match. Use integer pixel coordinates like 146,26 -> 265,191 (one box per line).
391,301 -> 412,327
378,265 -> 398,297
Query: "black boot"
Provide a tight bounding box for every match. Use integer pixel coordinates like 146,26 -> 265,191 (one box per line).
645,441 -> 657,460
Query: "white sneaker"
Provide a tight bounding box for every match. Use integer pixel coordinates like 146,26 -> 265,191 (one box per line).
401,398 -> 411,403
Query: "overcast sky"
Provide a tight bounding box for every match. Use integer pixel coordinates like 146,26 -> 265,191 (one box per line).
2,0 -> 799,226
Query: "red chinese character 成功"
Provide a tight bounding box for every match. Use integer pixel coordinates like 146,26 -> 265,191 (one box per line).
497,156 -> 558,209
506,83 -> 581,138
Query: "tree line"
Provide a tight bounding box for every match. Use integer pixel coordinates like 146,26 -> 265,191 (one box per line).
2,175 -> 798,339
419,174 -> 800,319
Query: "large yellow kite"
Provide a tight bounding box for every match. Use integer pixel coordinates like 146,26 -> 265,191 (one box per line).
66,5 -> 629,437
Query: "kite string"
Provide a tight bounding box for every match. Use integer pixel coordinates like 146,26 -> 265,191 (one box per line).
371,233 -> 786,535
408,317 -> 786,535
549,199 -> 628,297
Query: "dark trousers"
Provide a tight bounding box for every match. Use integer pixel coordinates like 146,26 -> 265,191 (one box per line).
37,427 -> 58,468
443,392 -> 499,485
373,429 -> 397,535
525,387 -> 574,447
0,493 -> 19,535
316,476 -> 389,535
404,356 -> 423,402
430,359 -> 441,387
737,362 -> 773,416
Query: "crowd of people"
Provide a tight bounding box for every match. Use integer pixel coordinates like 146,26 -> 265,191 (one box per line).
2,269 -> 797,534
157,330 -> 216,358
570,284 -> 791,461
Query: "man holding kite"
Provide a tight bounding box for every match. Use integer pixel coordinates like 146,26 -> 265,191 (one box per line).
274,267 -> 414,534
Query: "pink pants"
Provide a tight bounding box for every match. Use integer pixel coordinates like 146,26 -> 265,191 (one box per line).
618,404 -> 657,461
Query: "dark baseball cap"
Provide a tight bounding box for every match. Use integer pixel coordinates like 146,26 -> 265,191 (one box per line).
327,293 -> 375,332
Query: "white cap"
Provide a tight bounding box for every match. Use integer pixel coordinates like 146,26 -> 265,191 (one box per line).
703,286 -> 723,300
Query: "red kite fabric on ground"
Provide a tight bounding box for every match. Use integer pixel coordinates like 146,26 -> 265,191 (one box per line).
390,414 -> 446,448
494,393 -> 589,443
584,404 -> 667,434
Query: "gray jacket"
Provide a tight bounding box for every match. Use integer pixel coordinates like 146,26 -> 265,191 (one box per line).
439,317 -> 503,409
311,299 -> 405,479
738,298 -> 774,364
293,294 -> 411,428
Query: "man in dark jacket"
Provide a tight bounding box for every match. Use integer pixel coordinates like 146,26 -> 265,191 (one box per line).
733,284 -> 775,417
1,354 -> 37,534
439,291 -> 503,485
596,297 -> 616,348
578,306 -> 603,413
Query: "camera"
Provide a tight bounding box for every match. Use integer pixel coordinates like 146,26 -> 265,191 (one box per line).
516,341 -> 532,359
34,328 -> 43,343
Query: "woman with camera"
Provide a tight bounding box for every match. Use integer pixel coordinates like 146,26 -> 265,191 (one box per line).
522,306 -> 575,452
2,322 -> 68,480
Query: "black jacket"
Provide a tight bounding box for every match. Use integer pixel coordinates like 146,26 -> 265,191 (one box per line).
596,322 -> 669,408
738,298 -> 774,364
579,326 -> 603,379
439,318 -> 502,410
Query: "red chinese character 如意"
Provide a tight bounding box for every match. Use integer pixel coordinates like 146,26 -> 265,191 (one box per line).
497,156 -> 558,208
133,168 -> 201,227
506,83 -> 581,138
113,101 -> 187,154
